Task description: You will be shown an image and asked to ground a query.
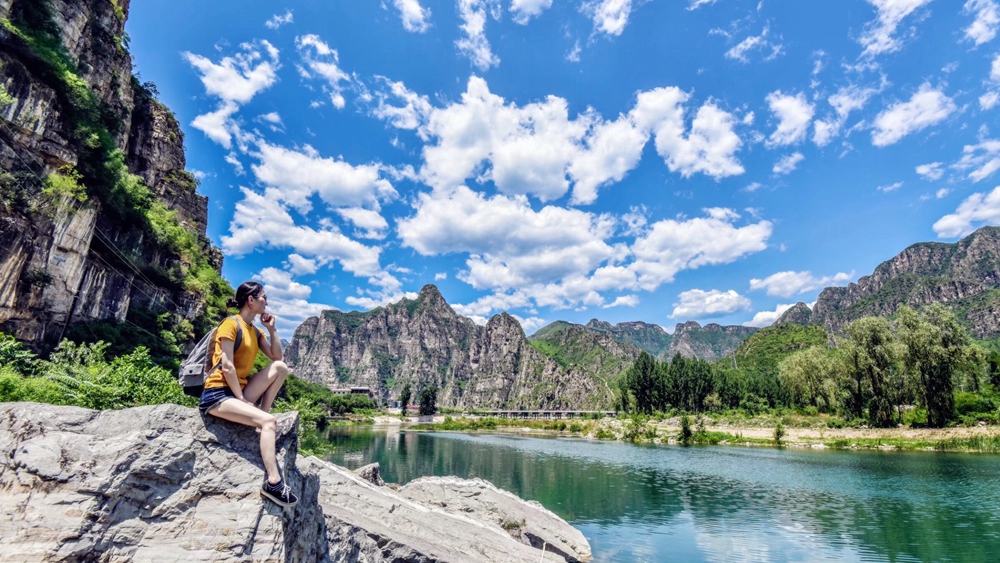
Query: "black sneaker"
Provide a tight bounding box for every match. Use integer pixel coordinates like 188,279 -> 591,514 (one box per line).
261,478 -> 298,507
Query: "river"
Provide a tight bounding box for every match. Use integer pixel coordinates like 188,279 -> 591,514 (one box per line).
322,426 -> 1000,562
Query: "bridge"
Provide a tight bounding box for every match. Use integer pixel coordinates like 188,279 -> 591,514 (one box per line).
469,410 -> 617,420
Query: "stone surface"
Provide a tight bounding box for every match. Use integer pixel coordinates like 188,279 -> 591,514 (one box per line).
0,402 -> 590,562
354,462 -> 384,486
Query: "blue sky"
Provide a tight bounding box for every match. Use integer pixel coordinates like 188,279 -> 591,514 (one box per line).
125,0 -> 1000,336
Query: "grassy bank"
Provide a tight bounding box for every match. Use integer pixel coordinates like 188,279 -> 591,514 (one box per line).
404,414 -> 1000,453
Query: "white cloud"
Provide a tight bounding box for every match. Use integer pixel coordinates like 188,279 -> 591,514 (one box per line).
871,84 -> 956,146
183,41 -> 280,105
933,185 -> 1000,237
743,303 -> 796,328
296,34 -> 352,109
457,0 -> 501,70
772,152 -> 804,175
877,181 -> 903,192
993,53 -> 1000,81
434,272 -> 448,281
191,102 -> 240,148
566,41 -> 582,62
513,315 -> 547,333
812,83 -> 881,147
584,0 -> 635,37
743,182 -> 763,192
452,291 -> 532,317
670,289 -> 751,319
723,26 -> 784,63
374,77 -> 744,204
981,91 -> 1000,109
936,187 -> 951,198
285,254 -> 320,275
858,0 -> 934,58
223,188 -> 384,278
952,138 -> 1000,182
603,295 -> 640,308
250,142 -> 397,213
511,0 -> 552,24
225,151 -> 246,176
393,0 -> 432,32
335,207 -> 389,239
749,270 -> 853,297
688,0 -> 717,9
253,267 -> 332,334
766,91 -> 814,146
265,10 -> 293,29
964,0 -> 1000,45
916,162 -> 944,180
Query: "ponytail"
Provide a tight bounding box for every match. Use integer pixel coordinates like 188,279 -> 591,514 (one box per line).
229,281 -> 263,310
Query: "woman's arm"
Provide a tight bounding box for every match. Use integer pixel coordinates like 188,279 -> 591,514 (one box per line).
219,338 -> 247,401
259,313 -> 283,361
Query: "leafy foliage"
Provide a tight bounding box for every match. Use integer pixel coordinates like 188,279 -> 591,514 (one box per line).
418,385 -> 438,415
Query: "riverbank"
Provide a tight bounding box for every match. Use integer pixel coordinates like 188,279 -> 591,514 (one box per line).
400,414 -> 1000,453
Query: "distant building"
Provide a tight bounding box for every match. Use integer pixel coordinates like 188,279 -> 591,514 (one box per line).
330,387 -> 375,400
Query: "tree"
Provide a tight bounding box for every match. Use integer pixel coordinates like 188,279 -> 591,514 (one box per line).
628,352 -> 659,414
418,385 -> 437,416
398,382 -> 412,409
897,304 -> 980,428
843,317 -> 902,427
778,345 -> 845,412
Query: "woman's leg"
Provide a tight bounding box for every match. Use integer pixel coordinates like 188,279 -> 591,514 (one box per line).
243,360 -> 289,413
208,398 -> 282,484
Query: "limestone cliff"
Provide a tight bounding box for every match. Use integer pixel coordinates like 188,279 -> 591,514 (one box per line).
0,402 -> 590,562
792,227 -> 1000,338
0,0 -> 219,349
284,285 -> 617,410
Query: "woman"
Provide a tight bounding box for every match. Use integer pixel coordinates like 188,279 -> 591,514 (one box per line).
199,281 -> 297,507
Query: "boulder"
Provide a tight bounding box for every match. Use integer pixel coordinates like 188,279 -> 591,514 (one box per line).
0,402 -> 590,562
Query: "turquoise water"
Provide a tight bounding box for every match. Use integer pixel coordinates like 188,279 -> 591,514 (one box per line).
323,427 -> 1000,562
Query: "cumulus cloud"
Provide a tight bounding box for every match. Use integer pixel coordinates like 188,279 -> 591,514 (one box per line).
190,102 -> 240,149
982,91 -> 1000,110
335,207 -> 390,239
670,289 -> 751,319
871,84 -> 956,147
933,185 -> 1000,238
457,0 -> 501,70
452,291 -> 532,317
296,34 -> 352,109
603,295 -> 640,308
749,270 -> 853,297
812,83 -> 881,146
858,0 -> 934,58
772,152 -> 804,175
916,162 -> 944,180
583,0 -> 635,37
743,303 -> 797,328
398,191 -> 770,313
222,188 -> 384,278
766,91 -> 814,146
511,0 -> 552,24
265,10 -> 293,29
877,181 -> 904,192
373,77 -> 744,204
253,267 -> 330,334
183,41 -> 280,105
250,142 -> 396,213
723,26 -> 784,63
393,0 -> 432,32
952,138 -> 1000,182
285,254 -> 320,275
964,0 -> 1000,45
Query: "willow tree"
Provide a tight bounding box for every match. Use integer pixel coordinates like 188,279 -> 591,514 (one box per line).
843,317 -> 902,427
777,345 -> 845,412
897,304 -> 982,428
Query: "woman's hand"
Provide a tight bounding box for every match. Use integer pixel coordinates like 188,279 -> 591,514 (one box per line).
261,313 -> 276,330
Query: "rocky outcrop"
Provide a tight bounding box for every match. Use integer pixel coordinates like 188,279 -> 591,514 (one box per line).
582,319 -> 672,358
800,227 -> 1000,337
285,285 -> 616,410
667,321 -> 757,361
774,302 -> 813,326
0,402 -> 590,562
0,0 -> 216,347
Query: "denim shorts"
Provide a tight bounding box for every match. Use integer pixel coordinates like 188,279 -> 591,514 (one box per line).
199,386 -> 238,414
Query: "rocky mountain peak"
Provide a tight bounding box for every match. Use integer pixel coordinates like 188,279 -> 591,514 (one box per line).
775,302 -> 813,326
417,283 -> 446,306
586,318 -> 614,331
677,320 -> 702,332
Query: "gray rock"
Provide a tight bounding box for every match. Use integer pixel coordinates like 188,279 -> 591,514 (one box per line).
355,462 -> 385,486
0,402 -> 591,562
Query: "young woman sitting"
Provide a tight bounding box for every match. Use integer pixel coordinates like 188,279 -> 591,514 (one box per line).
199,281 -> 297,507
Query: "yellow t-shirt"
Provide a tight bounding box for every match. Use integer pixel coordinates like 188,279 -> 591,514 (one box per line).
203,316 -> 262,390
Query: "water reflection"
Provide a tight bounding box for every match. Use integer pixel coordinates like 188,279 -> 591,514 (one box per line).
322,427 -> 1000,563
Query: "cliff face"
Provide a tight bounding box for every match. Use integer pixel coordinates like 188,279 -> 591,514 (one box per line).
805,227 -> 1000,337
0,0 -> 216,347
667,321 -> 757,361
284,285 -> 617,410
0,402 -> 589,562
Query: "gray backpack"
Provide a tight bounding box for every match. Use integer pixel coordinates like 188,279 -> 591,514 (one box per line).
178,316 -> 243,398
